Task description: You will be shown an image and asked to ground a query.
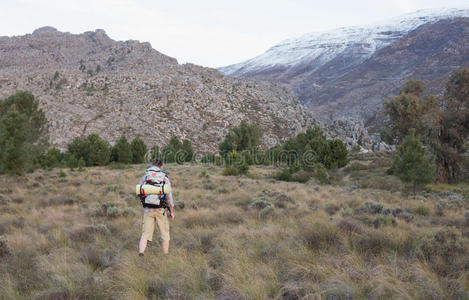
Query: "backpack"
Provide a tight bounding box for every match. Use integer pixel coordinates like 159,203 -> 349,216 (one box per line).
139,166 -> 168,209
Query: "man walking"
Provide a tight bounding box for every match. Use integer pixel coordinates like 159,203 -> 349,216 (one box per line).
138,158 -> 175,256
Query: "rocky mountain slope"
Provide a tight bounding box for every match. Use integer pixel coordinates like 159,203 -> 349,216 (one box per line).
219,8 -> 469,123
0,27 -> 311,152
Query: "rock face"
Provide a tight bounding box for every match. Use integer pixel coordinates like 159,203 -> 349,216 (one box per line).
325,119 -> 392,152
0,28 -> 312,152
219,9 -> 469,124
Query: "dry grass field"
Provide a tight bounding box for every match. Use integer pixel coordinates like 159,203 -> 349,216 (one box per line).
1,153 -> 469,299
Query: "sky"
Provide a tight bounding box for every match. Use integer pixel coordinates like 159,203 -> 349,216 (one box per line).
1,0 -> 469,68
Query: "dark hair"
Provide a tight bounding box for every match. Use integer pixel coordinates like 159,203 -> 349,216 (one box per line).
152,158 -> 163,167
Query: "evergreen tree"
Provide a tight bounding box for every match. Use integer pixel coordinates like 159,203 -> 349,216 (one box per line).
150,145 -> 160,161
0,91 -> 49,174
87,134 -> 111,166
131,136 -> 147,164
182,139 -> 194,162
219,121 -> 262,157
67,137 -> 91,165
393,130 -> 436,194
112,135 -> 132,164
39,147 -> 64,169
385,72 -> 469,182
162,136 -> 183,164
0,112 -> 27,174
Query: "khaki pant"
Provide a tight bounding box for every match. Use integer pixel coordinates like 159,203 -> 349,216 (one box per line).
141,209 -> 170,242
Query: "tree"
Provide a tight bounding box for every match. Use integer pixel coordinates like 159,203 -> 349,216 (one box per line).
0,91 -> 49,174
112,135 -> 132,164
393,130 -> 435,194
0,112 -> 27,174
131,136 -> 147,164
385,72 -> 469,182
182,139 -> 194,162
162,136 -> 183,164
67,137 -> 91,164
150,145 -> 160,161
39,147 -> 64,169
219,121 -> 262,157
87,134 -> 111,166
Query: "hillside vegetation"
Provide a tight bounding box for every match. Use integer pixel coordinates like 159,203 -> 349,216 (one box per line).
1,153 -> 469,299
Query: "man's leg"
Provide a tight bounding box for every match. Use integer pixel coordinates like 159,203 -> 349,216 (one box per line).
155,210 -> 170,254
162,241 -> 170,254
139,212 -> 155,254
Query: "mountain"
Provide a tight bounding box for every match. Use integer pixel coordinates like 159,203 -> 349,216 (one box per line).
219,8 -> 469,123
0,27 -> 312,152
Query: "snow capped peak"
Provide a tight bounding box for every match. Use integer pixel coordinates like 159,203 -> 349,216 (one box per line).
220,8 -> 469,76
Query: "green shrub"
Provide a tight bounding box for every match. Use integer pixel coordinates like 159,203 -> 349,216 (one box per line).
313,163 -> 329,184
344,162 -> 368,172
275,169 -> 292,182
413,205 -> 432,216
372,215 -> 396,228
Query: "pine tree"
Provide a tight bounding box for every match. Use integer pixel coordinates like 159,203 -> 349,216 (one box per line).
112,135 -> 132,164
67,137 -> 91,165
393,130 -> 435,194
150,145 -> 160,161
219,121 -> 262,157
163,136 -> 183,164
0,112 -> 27,174
87,134 -> 111,166
182,139 -> 194,162
0,91 -> 49,174
131,136 -> 147,164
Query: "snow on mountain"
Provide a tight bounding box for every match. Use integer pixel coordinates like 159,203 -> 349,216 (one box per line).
219,8 -> 469,76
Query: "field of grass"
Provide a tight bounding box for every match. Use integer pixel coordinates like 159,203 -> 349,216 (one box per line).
1,155 -> 469,299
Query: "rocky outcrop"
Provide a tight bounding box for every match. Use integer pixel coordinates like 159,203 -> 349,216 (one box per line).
325,118 -> 392,152
0,28 -> 312,152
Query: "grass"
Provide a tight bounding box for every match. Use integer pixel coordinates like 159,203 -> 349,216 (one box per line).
0,159 -> 468,299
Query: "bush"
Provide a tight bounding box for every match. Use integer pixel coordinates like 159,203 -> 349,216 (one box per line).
313,163 -> 329,184
39,147 -> 64,169
413,205 -> 432,216
415,227 -> 468,275
275,169 -> 292,182
224,152 -> 249,175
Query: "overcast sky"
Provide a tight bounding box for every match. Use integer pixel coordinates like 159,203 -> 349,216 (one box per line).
1,0 -> 469,67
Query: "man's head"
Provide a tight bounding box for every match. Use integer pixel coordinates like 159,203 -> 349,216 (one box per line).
152,158 -> 163,168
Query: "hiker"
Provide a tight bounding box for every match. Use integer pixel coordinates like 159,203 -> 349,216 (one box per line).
138,158 -> 175,256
